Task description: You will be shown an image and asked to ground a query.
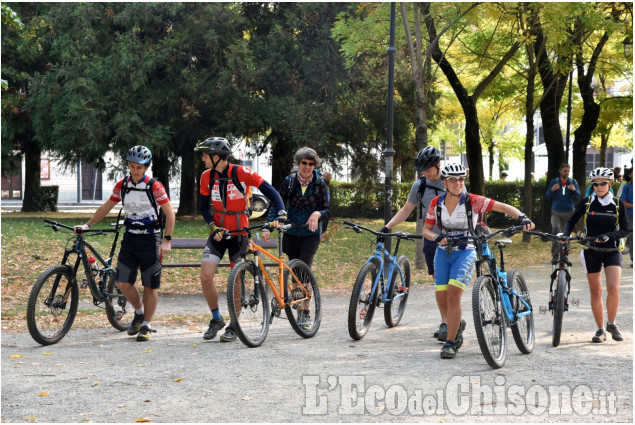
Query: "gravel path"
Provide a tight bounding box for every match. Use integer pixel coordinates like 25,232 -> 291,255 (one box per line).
2,261 -> 632,423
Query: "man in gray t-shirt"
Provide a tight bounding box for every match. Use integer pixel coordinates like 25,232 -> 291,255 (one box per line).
381,146 -> 448,341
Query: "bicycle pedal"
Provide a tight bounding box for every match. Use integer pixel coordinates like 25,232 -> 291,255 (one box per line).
571,298 -> 579,306
539,306 -> 547,314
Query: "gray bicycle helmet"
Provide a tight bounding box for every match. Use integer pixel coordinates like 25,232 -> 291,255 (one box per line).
126,145 -> 152,165
589,167 -> 614,180
414,146 -> 441,172
440,163 -> 467,179
194,137 -> 231,158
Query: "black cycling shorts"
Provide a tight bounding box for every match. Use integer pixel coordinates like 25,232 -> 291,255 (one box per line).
117,232 -> 162,289
202,234 -> 248,265
581,249 -> 622,274
282,233 -> 321,269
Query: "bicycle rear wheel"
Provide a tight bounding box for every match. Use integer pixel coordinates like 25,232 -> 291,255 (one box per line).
227,261 -> 270,348
552,270 -> 566,347
348,261 -> 379,340
508,270 -> 534,354
105,274 -> 133,331
284,259 -> 321,338
26,265 -> 79,345
472,275 -> 507,369
384,255 -> 410,328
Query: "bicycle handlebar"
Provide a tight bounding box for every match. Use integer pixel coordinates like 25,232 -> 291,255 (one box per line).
342,220 -> 422,240
44,219 -> 119,234
443,224 -> 526,246
223,222 -> 292,236
523,230 -> 592,244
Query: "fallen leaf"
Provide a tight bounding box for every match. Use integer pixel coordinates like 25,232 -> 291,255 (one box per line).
135,364 -> 146,367
26,417 -> 36,421
144,349 -> 153,353
174,378 -> 182,382
92,382 -> 99,387
135,418 -> 152,423
241,396 -> 253,401
144,400 -> 151,403
10,354 -> 22,358
43,352 -> 52,355
39,392 -> 50,397
190,343 -> 198,347
117,405 -> 126,408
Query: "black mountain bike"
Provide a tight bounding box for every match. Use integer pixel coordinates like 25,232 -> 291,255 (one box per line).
26,219 -> 133,345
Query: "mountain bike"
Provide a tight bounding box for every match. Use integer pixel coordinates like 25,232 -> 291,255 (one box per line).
524,231 -> 590,347
343,221 -> 421,340
444,225 -> 534,369
224,224 -> 321,348
27,219 -> 133,345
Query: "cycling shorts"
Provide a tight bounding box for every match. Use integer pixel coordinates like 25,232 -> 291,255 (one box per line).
117,232 -> 162,289
580,249 -> 622,274
433,247 -> 477,292
202,234 -> 248,265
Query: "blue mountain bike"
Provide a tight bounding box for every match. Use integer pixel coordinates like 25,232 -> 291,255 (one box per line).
343,221 -> 421,340
445,225 -> 534,368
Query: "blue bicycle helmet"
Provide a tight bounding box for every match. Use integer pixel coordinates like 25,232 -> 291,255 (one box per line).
126,145 -> 152,165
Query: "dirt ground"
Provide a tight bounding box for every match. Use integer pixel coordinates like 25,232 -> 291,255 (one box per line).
1,261 -> 632,423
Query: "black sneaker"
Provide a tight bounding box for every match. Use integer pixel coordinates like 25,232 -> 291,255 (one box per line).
203,318 -> 226,341
454,319 -> 467,350
434,323 -> 447,340
606,324 -> 623,341
127,313 -> 144,335
297,310 -> 312,330
220,327 -> 237,342
136,325 -> 156,342
592,328 -> 606,343
440,342 -> 457,359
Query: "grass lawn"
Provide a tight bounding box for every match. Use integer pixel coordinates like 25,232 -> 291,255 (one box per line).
1,212 -> 555,332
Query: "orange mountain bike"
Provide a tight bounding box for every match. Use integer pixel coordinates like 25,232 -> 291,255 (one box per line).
224,224 -> 321,347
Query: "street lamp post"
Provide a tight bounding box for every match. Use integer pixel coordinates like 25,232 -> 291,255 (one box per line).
384,3 -> 396,256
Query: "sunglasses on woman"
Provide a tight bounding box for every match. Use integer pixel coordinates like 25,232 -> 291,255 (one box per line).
592,181 -> 609,187
300,160 -> 315,166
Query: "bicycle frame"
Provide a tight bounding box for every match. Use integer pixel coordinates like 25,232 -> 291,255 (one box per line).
365,239 -> 406,305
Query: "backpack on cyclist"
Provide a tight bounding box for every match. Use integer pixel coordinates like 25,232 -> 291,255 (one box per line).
286,171 -> 326,195
435,193 -> 487,236
209,163 -> 252,217
120,176 -> 166,231
417,176 -> 445,219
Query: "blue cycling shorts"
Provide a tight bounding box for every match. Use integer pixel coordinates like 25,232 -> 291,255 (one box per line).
433,247 -> 477,292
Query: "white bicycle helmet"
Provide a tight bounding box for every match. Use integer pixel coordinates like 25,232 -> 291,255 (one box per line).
589,167 -> 614,181
441,163 -> 467,179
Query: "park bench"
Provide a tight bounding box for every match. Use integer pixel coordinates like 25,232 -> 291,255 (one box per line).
163,236 -> 278,268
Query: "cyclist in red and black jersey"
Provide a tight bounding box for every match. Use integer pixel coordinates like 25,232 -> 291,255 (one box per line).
74,145 -> 176,342
194,137 -> 285,343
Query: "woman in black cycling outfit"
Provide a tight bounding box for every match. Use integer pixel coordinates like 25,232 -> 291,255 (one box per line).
563,167 -> 630,343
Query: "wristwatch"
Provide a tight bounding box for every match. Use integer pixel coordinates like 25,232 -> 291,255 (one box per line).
164,235 -> 172,241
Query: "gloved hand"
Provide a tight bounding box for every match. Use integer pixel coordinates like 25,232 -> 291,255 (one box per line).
518,213 -> 532,227
596,233 -> 611,244
209,222 -> 223,237
434,231 -> 447,244
275,210 -> 287,225
74,224 -> 90,234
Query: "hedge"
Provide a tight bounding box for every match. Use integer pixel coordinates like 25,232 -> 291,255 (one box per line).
328,180 -> 621,229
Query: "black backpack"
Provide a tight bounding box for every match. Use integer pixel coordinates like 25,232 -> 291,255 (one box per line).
120,176 -> 166,230
417,176 -> 445,219
208,163 -> 251,216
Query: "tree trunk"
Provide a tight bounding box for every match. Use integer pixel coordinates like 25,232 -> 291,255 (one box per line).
599,133 -> 609,167
177,149 -> 197,216
523,67 -> 536,239
572,100 -> 600,190
270,133 -> 293,190
21,139 -> 41,212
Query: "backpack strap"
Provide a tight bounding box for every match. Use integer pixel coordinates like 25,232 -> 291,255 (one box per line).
121,176 -> 164,231
209,164 -> 250,227
435,192 -> 475,235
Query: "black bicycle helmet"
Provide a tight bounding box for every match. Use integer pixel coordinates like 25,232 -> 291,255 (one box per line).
126,145 -> 152,165
440,163 -> 467,179
194,137 -> 231,158
414,146 -> 441,172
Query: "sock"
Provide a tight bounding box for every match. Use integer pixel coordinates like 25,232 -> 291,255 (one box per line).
141,321 -> 150,328
212,309 -> 221,321
135,306 -> 144,315
599,327 -> 605,332
608,321 -> 615,326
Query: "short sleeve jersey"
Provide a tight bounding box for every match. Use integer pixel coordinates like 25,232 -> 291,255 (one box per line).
110,175 -> 169,234
199,164 -> 265,231
425,192 -> 496,250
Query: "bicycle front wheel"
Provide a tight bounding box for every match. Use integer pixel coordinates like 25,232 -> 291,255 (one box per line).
472,275 -> 507,369
26,265 -> 79,345
552,270 -> 566,347
105,274 -> 133,332
348,261 -> 379,340
384,255 -> 411,328
508,270 -> 534,354
284,259 -> 321,338
227,261 -> 270,348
